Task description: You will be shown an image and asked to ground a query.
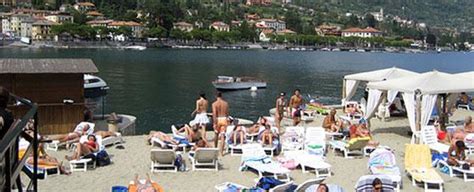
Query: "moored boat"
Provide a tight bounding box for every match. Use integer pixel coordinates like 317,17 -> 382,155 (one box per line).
84,74 -> 109,98
212,76 -> 266,90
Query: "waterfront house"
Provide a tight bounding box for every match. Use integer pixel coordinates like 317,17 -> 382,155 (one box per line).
341,27 -> 382,38
315,24 -> 342,36
45,13 -> 74,24
19,17 -> 33,38
108,21 -> 144,39
73,2 -> 96,12
32,19 -> 59,40
1,13 -> 31,37
370,8 -> 384,22
86,19 -> 114,27
0,59 -> 99,134
173,21 -> 193,32
256,19 -> 286,32
210,21 -> 230,32
245,13 -> 260,21
259,29 -> 274,42
231,20 -> 241,27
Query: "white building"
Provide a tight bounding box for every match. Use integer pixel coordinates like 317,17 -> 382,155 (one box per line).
45,14 -> 73,24
209,21 -> 230,32
256,19 -> 286,32
341,27 -> 382,38
2,14 -> 31,37
20,18 -> 33,38
370,8 -> 384,22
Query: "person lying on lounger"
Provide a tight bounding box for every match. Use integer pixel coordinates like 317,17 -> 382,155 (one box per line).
146,131 -> 179,146
447,140 -> 474,167
46,122 -> 94,144
192,137 -> 209,151
65,134 -> 99,161
175,123 -> 202,142
349,120 -> 379,147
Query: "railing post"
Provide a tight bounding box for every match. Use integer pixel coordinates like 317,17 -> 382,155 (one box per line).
33,112 -> 38,192
4,148 -> 10,192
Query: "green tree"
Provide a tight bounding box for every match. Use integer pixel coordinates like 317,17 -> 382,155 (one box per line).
365,14 -> 377,28
285,11 -> 303,33
426,33 -> 437,46
144,26 -> 167,38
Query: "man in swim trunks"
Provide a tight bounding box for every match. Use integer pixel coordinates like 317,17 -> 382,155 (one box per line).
191,92 -> 209,139
212,92 -> 229,156
289,89 -> 303,126
275,92 -> 287,132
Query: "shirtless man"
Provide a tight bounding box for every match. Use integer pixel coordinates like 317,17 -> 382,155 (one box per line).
46,122 -> 94,143
289,89 -> 303,126
212,92 -> 229,156
275,92 -> 287,131
191,92 -> 209,139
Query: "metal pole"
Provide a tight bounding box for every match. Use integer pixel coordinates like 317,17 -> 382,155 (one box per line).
33,112 -> 38,192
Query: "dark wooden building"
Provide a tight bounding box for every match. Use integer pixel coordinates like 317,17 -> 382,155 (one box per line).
0,59 -> 98,134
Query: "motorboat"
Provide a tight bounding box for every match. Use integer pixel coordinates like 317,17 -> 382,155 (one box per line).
124,45 -> 146,51
84,74 -> 109,98
212,76 -> 266,90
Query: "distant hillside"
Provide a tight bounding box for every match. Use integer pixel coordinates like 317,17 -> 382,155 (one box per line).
293,0 -> 474,30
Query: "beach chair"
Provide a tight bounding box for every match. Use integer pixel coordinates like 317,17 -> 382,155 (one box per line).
464,133 -> 474,154
188,148 -> 219,171
171,125 -> 187,139
69,135 -> 104,172
420,126 -> 449,154
297,184 -> 346,192
294,178 -> 325,192
368,148 -> 402,190
345,101 -> 364,120
355,175 -> 395,192
281,126 -> 304,151
284,150 -> 331,178
329,137 -> 370,158
102,132 -> 124,147
240,144 -> 291,182
151,135 -> 194,152
404,144 -> 444,192
304,127 -> 326,156
214,182 -> 251,192
150,149 -> 177,172
24,162 -> 60,179
225,125 -> 250,156
436,146 -> 474,182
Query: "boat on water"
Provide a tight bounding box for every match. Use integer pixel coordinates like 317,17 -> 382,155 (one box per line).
124,45 -> 146,51
212,76 -> 266,90
84,74 -> 109,98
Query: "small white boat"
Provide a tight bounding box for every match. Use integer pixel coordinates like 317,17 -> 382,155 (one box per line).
124,45 -> 146,51
84,74 -> 109,98
212,76 -> 266,91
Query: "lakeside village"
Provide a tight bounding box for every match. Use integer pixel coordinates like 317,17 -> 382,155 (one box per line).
1,0 -> 474,52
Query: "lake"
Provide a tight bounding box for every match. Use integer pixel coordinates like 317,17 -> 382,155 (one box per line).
1,48 -> 473,134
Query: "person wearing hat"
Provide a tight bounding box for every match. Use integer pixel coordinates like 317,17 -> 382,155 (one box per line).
275,92 -> 287,131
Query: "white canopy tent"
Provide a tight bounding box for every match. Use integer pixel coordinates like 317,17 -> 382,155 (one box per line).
366,70 -> 474,136
342,67 -> 419,104
342,67 -> 419,119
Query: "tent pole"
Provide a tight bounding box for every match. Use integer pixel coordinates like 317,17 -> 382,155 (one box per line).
415,92 -> 422,143
342,79 -> 346,106
441,93 -> 447,131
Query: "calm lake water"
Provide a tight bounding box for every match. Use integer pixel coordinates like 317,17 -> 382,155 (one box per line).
1,48 -> 473,134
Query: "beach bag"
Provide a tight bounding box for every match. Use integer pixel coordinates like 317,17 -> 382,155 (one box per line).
175,154 -> 183,169
256,177 -> 283,190
96,150 -> 111,166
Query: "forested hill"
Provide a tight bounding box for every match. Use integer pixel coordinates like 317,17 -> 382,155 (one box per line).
293,0 -> 474,29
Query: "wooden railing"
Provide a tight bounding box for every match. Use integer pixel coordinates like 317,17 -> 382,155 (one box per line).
0,94 -> 38,192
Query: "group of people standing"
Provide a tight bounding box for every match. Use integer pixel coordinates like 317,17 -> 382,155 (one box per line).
275,89 -> 306,129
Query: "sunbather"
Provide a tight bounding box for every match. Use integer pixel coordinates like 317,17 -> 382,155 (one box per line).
372,178 -> 382,192
447,140 -> 474,166
259,124 -> 278,146
129,173 -> 164,192
316,183 -> 329,192
231,124 -> 246,145
175,123 -> 201,142
46,122 -> 94,144
146,131 -> 178,145
322,109 -> 344,132
65,135 -> 99,161
26,154 -> 70,175
450,128 -> 466,145
192,137 -> 209,151
349,122 -> 379,147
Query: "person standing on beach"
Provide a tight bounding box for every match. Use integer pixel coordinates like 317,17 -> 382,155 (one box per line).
212,92 -> 229,156
275,92 -> 287,131
191,92 -> 209,139
289,89 -> 303,126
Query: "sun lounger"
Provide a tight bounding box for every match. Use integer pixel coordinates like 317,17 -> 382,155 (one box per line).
269,181 -> 295,192
150,149 -> 177,172
171,125 -> 187,140
329,137 -> 370,158
188,148 -> 219,171
420,126 -> 449,154
299,183 -> 345,192
284,150 -> 331,178
101,132 -> 124,147
405,144 -> 443,192
214,182 -> 250,192
368,148 -> 401,191
294,178 -> 325,192
304,127 -> 326,156
437,159 -> 474,182
69,135 -> 104,172
240,144 -> 290,182
355,175 -> 395,192
24,162 -> 60,179
464,133 -> 474,154
281,126 -> 304,151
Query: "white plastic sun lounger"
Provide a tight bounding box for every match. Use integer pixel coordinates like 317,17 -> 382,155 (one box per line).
294,178 -> 325,192
188,148 -> 219,171
421,126 -> 449,154
150,149 -> 177,172
240,144 -> 290,182
284,150 -> 331,178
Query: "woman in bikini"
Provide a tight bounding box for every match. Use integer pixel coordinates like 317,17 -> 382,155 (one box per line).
66,134 -> 99,160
